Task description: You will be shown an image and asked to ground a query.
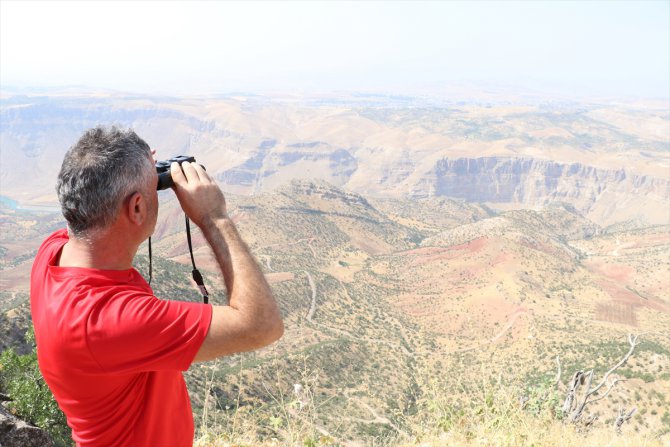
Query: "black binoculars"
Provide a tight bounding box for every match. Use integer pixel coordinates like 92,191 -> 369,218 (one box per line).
156,155 -> 205,190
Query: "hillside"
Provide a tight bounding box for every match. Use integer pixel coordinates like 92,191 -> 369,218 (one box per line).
2,179 -> 668,444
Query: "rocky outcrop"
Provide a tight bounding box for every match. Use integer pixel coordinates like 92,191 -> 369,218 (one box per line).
414,157 -> 670,226
0,405 -> 54,447
216,142 -> 358,194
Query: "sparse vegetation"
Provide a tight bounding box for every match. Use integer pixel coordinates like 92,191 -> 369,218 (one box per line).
0,327 -> 72,446
192,367 -> 669,447
1,180 -> 668,446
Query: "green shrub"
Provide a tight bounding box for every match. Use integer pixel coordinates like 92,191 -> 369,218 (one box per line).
523,378 -> 563,420
0,328 -> 72,446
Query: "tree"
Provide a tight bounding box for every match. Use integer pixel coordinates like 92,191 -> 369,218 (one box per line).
556,334 -> 640,429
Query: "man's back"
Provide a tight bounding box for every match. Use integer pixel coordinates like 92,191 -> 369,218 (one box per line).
31,229 -> 212,446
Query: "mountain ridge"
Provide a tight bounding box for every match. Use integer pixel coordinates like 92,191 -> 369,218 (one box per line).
2,92 -> 668,228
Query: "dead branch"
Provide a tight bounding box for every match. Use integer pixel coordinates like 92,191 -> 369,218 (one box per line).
561,370 -> 583,415
614,407 -> 636,434
588,334 -> 639,397
585,378 -> 626,406
560,334 -> 640,423
569,370 -> 594,422
583,414 -> 597,427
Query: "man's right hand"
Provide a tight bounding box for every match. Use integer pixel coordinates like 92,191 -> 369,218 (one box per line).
170,161 -> 227,228
169,163 -> 284,362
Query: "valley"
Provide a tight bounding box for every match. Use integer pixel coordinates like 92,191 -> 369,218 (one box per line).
1,89 -> 669,443
1,179 -> 668,442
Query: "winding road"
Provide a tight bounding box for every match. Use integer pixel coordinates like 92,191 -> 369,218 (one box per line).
302,270 -> 412,356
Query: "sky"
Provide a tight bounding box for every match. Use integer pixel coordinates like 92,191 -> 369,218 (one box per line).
1,0 -> 668,99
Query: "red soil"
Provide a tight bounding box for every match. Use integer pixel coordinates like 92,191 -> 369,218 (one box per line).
518,237 -> 564,258
403,237 -> 488,266
586,258 -> 669,326
595,302 -> 637,326
585,260 -> 633,283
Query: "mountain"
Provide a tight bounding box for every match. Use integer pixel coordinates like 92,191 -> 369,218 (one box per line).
1,89 -> 668,442
1,91 -> 668,227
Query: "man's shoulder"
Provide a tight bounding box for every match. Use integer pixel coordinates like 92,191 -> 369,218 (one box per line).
41,228 -> 69,247
35,228 -> 68,260
32,228 -> 68,275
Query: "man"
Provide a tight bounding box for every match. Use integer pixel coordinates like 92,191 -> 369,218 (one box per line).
30,126 -> 284,446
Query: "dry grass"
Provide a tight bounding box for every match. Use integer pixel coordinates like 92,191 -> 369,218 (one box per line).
400,425 -> 668,447
193,366 -> 670,447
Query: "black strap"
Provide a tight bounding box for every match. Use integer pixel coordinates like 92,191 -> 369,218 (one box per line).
186,216 -> 210,304
146,218 -> 210,304
148,236 -> 152,285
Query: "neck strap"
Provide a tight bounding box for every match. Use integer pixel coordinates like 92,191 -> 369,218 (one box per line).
186,215 -> 210,304
146,216 -> 210,304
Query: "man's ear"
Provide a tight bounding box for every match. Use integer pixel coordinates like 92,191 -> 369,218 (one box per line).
125,192 -> 146,226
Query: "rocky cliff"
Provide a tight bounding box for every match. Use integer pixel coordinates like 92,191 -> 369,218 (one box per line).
411,156 -> 669,226
1,92 -> 667,227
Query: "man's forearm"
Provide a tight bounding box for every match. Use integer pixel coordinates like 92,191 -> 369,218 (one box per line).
171,162 -> 283,360
201,216 -> 280,325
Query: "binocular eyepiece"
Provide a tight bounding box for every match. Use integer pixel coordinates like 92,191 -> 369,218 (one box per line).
156,155 -> 205,190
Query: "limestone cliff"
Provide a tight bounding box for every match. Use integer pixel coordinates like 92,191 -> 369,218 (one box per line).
412,157 -> 669,226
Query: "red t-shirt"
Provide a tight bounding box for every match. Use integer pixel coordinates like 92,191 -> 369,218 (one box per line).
30,229 -> 213,446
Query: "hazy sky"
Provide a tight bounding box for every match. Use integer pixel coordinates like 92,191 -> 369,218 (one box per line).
1,0 -> 668,99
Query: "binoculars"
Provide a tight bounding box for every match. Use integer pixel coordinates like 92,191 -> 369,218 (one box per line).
156,155 -> 205,190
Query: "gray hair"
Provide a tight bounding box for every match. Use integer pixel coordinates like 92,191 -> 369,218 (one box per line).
56,126 -> 153,236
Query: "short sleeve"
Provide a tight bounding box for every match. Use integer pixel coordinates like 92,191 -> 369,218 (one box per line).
86,292 -> 213,374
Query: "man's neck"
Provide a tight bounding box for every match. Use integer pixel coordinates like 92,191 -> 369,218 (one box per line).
59,228 -> 140,270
